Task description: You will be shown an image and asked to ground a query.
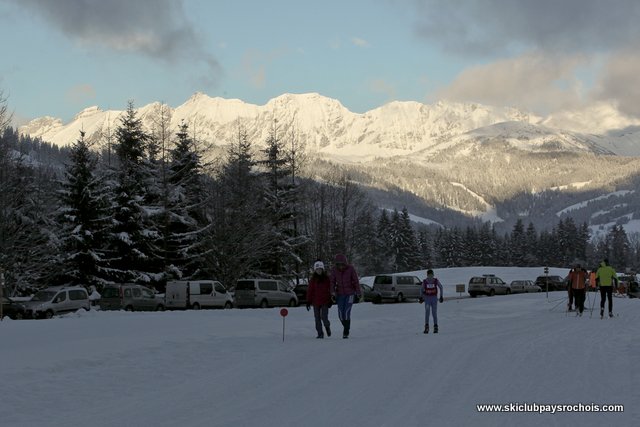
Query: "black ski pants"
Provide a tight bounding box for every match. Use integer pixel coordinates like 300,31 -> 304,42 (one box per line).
600,286 -> 613,313
572,288 -> 585,313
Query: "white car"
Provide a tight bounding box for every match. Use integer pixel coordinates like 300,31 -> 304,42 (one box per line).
509,280 -> 541,293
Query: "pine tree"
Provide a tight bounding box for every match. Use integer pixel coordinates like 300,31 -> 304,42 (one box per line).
162,122 -> 210,280
257,126 -> 303,276
106,101 -> 159,285
376,210 -> 393,272
510,219 -> 526,266
56,130 -> 110,287
210,126 -> 270,285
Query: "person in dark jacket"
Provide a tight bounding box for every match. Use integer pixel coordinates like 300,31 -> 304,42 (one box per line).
329,253 -> 361,339
306,260 -> 332,338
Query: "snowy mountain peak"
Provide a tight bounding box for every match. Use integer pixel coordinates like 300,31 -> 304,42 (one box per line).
17,91 -> 640,157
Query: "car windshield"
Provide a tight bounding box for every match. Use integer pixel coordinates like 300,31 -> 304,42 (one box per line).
32,291 -> 57,302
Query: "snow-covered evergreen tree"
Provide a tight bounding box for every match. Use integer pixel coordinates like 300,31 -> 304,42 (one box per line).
257,126 -> 304,277
162,122 -> 211,280
106,101 -> 160,285
209,126 -> 270,285
56,130 -> 110,287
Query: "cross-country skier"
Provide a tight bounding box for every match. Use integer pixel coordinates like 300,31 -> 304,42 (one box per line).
596,258 -> 619,318
419,269 -> 444,333
567,263 -> 588,315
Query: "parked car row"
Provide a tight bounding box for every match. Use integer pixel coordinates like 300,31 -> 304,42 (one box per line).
468,275 -> 543,297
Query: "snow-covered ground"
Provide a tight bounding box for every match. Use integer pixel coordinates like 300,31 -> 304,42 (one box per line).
1,267 -> 637,427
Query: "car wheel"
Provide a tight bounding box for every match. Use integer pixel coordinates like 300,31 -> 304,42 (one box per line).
374,296 -> 382,304
224,302 -> 232,309
156,304 -> 165,311
397,293 -> 404,303
489,289 -> 495,296
470,293 -> 477,298
15,312 -> 24,320
260,299 -> 268,308
506,289 -> 511,295
45,310 -> 54,319
192,302 -> 201,310
289,299 -> 297,307
125,305 -> 134,312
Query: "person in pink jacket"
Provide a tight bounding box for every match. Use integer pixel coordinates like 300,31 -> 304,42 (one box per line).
306,260 -> 332,338
329,253 -> 361,339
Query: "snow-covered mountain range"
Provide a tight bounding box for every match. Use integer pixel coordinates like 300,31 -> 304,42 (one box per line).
19,92 -> 640,234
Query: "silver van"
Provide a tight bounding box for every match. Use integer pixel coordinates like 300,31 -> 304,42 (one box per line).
165,280 -> 234,310
24,286 -> 90,319
100,284 -> 165,311
373,274 -> 422,302
234,279 -> 298,308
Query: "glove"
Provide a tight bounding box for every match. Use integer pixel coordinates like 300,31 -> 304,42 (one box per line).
306,304 -> 311,311
418,298 -> 424,304
353,295 -> 360,304
331,295 -> 336,304
439,296 -> 444,303
328,302 -> 333,309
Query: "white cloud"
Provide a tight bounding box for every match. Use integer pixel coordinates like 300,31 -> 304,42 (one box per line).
436,52 -> 588,114
593,50 -> 640,117
351,37 -> 370,48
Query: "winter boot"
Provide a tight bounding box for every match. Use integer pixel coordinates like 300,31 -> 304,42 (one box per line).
600,309 -> 604,319
343,320 -> 350,339
424,324 -> 429,334
434,324 -> 439,334
609,312 -> 614,318
316,334 -> 324,339
325,325 -> 331,337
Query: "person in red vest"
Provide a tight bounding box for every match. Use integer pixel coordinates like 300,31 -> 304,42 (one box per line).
419,269 -> 444,333
567,263 -> 588,315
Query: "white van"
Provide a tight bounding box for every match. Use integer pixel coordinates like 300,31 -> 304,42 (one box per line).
373,274 -> 422,302
23,286 -> 91,319
234,279 -> 298,308
165,280 -> 233,310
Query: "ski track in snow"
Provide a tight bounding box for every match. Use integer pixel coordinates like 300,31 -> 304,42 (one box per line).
1,290 -> 638,427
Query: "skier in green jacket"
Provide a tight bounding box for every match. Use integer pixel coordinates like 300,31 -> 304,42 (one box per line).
596,258 -> 618,318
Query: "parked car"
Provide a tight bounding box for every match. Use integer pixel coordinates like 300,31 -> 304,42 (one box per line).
617,274 -> 639,298
165,280 -> 233,310
293,283 -> 309,306
373,274 -> 422,302
234,279 -> 298,308
360,283 -> 382,304
509,280 -> 541,293
535,275 -> 567,291
23,286 -> 90,319
468,274 -> 510,297
100,284 -> 165,312
1,296 -> 26,320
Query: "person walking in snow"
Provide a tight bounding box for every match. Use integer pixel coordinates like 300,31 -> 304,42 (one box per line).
306,260 -> 332,339
329,253 -> 361,339
596,258 -> 619,318
567,263 -> 588,315
419,269 -> 444,333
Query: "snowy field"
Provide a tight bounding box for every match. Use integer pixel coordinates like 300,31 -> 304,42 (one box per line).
1,267 -> 638,427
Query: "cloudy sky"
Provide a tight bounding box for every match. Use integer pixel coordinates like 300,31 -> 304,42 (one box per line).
1,0 -> 640,123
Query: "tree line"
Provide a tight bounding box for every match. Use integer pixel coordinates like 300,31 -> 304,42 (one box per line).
1,99 -> 638,295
